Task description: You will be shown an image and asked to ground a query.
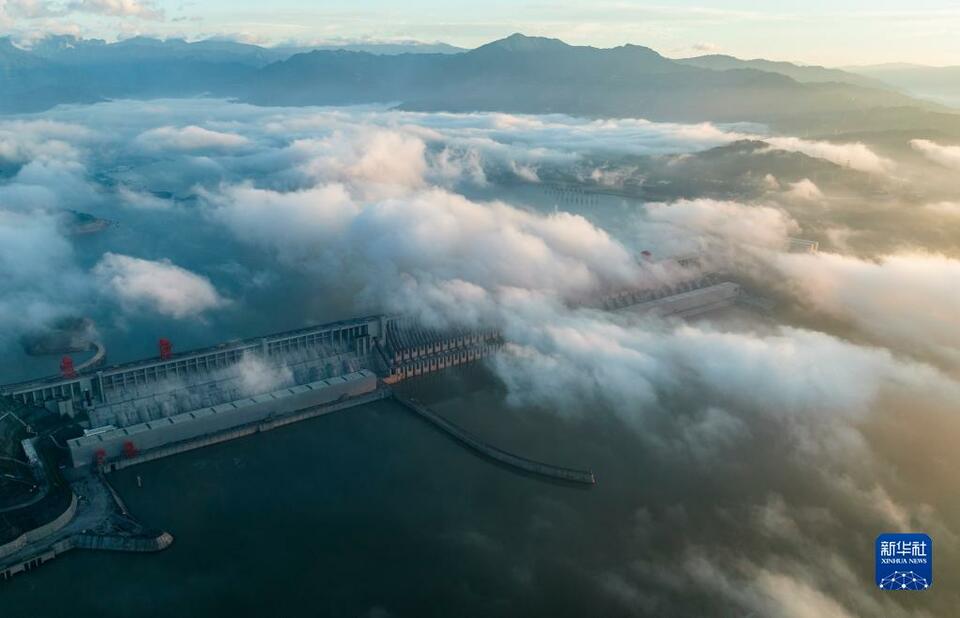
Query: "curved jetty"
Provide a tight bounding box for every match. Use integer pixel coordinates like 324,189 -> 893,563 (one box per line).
395,395 -> 596,485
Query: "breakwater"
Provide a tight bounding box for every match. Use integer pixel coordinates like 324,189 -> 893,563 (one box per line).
1,529 -> 172,582
0,474 -> 171,583
394,395 -> 596,485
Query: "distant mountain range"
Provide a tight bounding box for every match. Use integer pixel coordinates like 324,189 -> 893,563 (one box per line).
675,54 -> 887,90
2,33 -> 959,136
307,42 -> 466,55
27,35 -> 464,66
843,63 -> 960,107
0,38 -> 102,112
235,34 -> 952,133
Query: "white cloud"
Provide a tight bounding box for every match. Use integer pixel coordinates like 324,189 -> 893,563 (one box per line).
205,182 -> 644,321
1,0 -> 163,23
743,569 -> 857,618
135,125 -> 250,153
925,201 -> 960,217
94,252 -> 226,318
271,129 -> 429,199
911,139 -> 960,170
775,251 -> 960,368
783,178 -> 824,201
2,97 -> 960,616
510,161 -> 540,182
494,308 -> 957,428
116,185 -> 173,209
765,137 -> 894,174
67,0 -> 162,20
262,106 -> 751,161
0,208 -> 86,339
692,42 -> 720,52
0,156 -> 98,215
641,198 -> 800,256
202,182 -> 358,260
2,0 -> 61,19
0,119 -> 91,163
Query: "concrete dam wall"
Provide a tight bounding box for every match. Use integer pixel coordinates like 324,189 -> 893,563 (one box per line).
68,370 -> 378,468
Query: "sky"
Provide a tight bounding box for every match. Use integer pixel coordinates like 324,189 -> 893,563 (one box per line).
2,0 -> 960,66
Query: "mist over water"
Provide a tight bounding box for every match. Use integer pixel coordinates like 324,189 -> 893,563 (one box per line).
2,97 -> 960,616
3,364 -> 957,617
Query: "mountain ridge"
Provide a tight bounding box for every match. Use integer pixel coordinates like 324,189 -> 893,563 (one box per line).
235,35 -> 941,131
1,34 -> 957,136
676,53 -> 889,90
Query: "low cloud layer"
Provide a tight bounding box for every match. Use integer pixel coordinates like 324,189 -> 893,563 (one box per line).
783,178 -> 824,201
94,252 -> 226,318
641,198 -> 799,254
494,301 -> 958,431
911,138 -> 960,170
1,98 -> 958,616
205,183 -> 644,321
135,125 -> 251,153
765,137 -> 894,174
926,201 -> 960,217
775,251 -> 960,370
0,208 -> 86,341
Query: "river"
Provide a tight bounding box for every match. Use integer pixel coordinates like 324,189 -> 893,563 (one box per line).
1,370 -> 635,618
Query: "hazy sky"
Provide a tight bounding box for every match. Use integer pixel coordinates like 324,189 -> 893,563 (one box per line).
3,0 -> 960,66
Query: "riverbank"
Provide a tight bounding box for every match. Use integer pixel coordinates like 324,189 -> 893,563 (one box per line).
1,475 -> 170,582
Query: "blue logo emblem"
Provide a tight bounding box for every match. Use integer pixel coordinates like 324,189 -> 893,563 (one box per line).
876,533 -> 932,590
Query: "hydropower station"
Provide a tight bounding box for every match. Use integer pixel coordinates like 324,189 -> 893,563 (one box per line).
0,250 -> 769,580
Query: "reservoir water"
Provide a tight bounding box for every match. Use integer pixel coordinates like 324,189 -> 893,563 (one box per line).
2,368 -> 954,617
0,372 -> 631,618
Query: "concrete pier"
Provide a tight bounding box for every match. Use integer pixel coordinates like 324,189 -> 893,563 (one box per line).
0,475 -> 171,583
395,395 -> 596,485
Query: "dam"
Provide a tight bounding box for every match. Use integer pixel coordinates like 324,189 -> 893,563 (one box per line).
0,260 -> 749,474
2,272 -> 744,474
1,253 -> 753,580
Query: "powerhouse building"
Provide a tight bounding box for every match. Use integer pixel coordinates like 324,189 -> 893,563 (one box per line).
67,370 -> 377,468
